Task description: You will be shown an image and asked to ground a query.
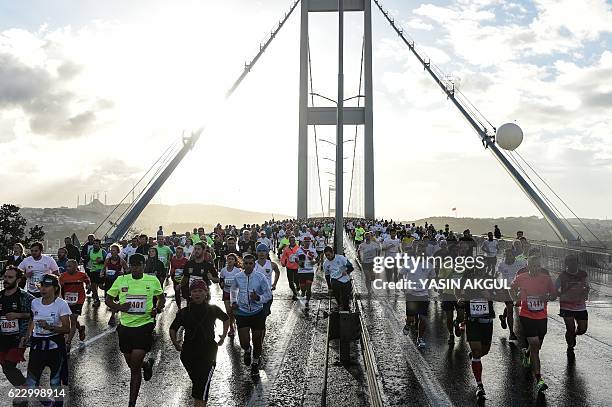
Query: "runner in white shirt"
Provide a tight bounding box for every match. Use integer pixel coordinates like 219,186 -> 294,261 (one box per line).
322,247 -> 353,310
400,241 -> 436,349
296,237 -> 318,305
183,238 -> 195,259
358,233 -> 381,292
22,274 -> 71,390
481,232 -> 499,276
496,249 -> 523,340
121,237 -> 139,262
18,242 -> 59,298
381,229 -> 402,292
219,253 -> 242,338
314,235 -> 326,264
256,232 -> 273,253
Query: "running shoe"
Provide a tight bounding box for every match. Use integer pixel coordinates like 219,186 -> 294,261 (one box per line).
509,332 -> 518,341
78,326 -> 86,341
143,358 -> 154,381
251,361 -> 260,376
417,337 -> 426,349
243,347 -> 252,366
476,384 -> 486,398
521,349 -> 532,368
499,314 -> 507,330
454,319 -> 462,337
402,324 -> 410,336
536,379 -> 548,393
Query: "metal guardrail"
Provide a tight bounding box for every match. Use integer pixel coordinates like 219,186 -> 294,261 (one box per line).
473,236 -> 612,286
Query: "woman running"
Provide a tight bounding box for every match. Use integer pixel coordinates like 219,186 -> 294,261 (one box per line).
22,274 -> 71,401
170,280 -> 229,407
219,253 -> 242,338
104,244 -> 127,326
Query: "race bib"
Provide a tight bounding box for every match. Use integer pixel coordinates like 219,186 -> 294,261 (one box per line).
470,300 -> 489,317
125,295 -> 147,314
34,316 -> 55,336
106,269 -> 116,277
527,296 -> 544,312
159,256 -> 166,264
174,269 -> 184,280
289,254 -> 296,262
65,292 -> 79,304
189,276 -> 204,287
0,317 -> 19,335
224,277 -> 234,288
29,274 -> 42,291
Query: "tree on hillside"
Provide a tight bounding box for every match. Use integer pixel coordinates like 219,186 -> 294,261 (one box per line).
26,224 -> 46,246
0,204 -> 27,258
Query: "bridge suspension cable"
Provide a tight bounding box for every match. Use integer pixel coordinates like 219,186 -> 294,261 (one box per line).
307,35 -> 326,217
347,35 -> 365,217
373,0 -> 599,244
107,0 -> 301,241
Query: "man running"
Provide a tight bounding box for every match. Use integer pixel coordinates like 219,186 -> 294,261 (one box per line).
496,249 -> 523,340
104,244 -> 128,326
556,254 -> 589,360
322,246 -> 353,311
254,244 -> 280,318
230,254 -> 272,376
181,243 -> 219,304
170,246 -> 189,310
357,232 -> 381,291
510,255 -> 556,394
19,242 -> 60,299
87,239 -> 106,307
296,236 -> 318,305
219,253 -> 242,338
457,265 -> 495,399
59,260 -> 90,349
155,236 -> 174,283
170,280 -> 229,407
280,236 -> 300,300
105,254 -> 165,407
0,266 -> 34,392
381,229 -> 402,294
400,242 -> 435,349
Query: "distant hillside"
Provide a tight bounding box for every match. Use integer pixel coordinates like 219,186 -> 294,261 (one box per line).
405,216 -> 612,246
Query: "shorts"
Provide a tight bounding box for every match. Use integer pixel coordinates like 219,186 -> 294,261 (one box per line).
235,311 -> 266,331
519,316 -> 547,342
298,273 -> 315,285
441,300 -> 459,312
559,309 -> 588,320
0,336 -> 25,364
87,269 -> 103,284
181,357 -> 216,401
405,295 -> 429,316
117,323 -> 155,353
69,304 -> 83,315
466,320 -> 493,344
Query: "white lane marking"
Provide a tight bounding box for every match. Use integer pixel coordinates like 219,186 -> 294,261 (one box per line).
70,326 -> 117,354
380,301 -> 455,407
246,302 -> 300,407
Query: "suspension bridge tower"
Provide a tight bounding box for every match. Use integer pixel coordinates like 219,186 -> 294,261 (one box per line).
297,0 -> 375,220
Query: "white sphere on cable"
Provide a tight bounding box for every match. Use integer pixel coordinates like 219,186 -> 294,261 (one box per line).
496,122 -> 523,150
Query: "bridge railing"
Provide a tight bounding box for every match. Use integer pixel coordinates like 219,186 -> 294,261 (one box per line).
472,236 -> 612,286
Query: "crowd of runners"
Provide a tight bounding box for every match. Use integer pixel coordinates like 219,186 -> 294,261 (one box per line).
0,218 -> 590,405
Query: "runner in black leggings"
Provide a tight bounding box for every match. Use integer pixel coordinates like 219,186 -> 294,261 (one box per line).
170,279 -> 229,406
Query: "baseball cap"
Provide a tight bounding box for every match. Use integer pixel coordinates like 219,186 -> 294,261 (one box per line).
256,243 -> 269,252
40,274 -> 59,287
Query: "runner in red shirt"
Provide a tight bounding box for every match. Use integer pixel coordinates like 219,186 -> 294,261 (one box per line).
59,259 -> 91,349
170,246 -> 189,310
510,255 -> 556,395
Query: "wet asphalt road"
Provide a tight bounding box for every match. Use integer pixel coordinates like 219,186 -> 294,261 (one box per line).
2,248 -> 611,407
344,241 -> 612,407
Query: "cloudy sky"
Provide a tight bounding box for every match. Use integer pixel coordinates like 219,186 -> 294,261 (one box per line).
1,0 -> 611,220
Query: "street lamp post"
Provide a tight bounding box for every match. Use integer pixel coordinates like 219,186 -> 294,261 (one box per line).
335,0 -> 344,255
